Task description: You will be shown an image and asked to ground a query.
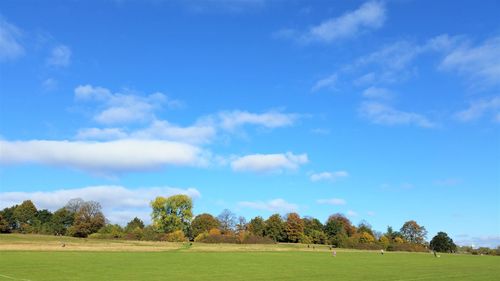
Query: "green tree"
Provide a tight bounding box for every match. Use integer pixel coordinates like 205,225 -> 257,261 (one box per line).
430,232 -> 457,253
0,206 -> 17,232
50,207 -> 75,235
400,220 -> 427,244
68,201 -> 105,237
36,209 -> 53,225
285,213 -> 304,243
13,200 -> 38,232
125,217 -> 145,232
151,195 -> 193,234
265,214 -> 285,242
303,217 -> 324,236
248,216 -> 266,237
0,213 -> 10,233
191,213 -> 219,238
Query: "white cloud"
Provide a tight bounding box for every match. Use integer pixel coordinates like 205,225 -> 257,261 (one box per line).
367,211 -> 376,216
362,86 -> 393,100
310,171 -> 349,182
74,85 -> 181,125
281,1 -> 385,43
131,120 -> 216,144
217,110 -> 298,131
316,198 -> 346,205
42,78 -> 58,91
47,44 -> 71,67
238,198 -> 298,213
455,235 -> 500,248
359,101 -> 435,128
347,210 -> 358,217
231,152 -> 308,173
0,185 -> 201,225
311,73 -> 338,92
0,18 -> 24,61
76,128 -> 128,140
455,96 -> 500,123
76,121 -> 216,144
0,139 -> 206,174
440,36 -> 500,87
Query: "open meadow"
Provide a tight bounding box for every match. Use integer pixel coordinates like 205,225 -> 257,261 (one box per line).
1,234 -> 499,281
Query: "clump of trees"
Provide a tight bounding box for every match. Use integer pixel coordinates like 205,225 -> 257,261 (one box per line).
2,196 -> 497,254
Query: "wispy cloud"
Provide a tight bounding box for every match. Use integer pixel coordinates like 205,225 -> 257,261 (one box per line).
359,101 -> 435,128
455,234 -> 500,248
311,73 -> 338,92
231,152 -> 308,173
455,96 -> 500,123
0,139 -> 206,175
362,86 -> 393,100
310,171 -> 349,182
46,44 -> 71,67
278,1 -> 386,44
74,85 -> 182,125
0,18 -> 24,61
347,210 -> 358,217
0,185 -> 201,225
75,128 -> 128,140
216,110 -> 299,131
440,36 -> 500,88
317,198 -> 346,205
238,198 -> 298,213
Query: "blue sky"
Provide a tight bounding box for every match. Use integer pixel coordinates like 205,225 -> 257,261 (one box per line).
0,0 -> 499,247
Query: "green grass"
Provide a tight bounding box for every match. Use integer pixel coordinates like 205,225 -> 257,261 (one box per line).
0,235 -> 499,280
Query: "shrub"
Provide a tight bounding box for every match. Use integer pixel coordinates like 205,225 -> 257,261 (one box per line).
165,230 -> 187,242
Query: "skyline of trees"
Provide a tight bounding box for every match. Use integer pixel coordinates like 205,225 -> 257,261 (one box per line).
0,196 -> 497,254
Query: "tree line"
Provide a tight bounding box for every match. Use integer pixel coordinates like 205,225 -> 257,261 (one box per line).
1,195 -> 497,255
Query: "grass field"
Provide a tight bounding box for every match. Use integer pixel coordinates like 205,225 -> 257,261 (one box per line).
1,234 -> 499,281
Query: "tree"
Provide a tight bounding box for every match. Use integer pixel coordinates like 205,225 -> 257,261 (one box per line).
400,220 -> 427,244
125,217 -> 145,232
0,206 -> 17,232
357,221 -> 374,236
303,217 -> 323,236
430,232 -> 457,253
191,213 -> 219,238
265,214 -> 285,242
14,200 -> 37,232
50,207 -> 75,235
68,201 -> 105,237
236,216 -> 247,233
285,213 -> 304,243
325,214 -> 356,239
248,216 -> 266,237
358,231 -> 375,244
36,209 -> 53,225
151,195 -> 193,234
0,213 -> 10,233
64,198 -> 85,213
217,209 -> 237,234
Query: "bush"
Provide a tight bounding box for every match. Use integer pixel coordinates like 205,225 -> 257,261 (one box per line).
387,243 -> 428,252
165,230 -> 187,242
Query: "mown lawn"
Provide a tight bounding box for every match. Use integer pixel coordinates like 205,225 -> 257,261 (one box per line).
0,250 -> 499,281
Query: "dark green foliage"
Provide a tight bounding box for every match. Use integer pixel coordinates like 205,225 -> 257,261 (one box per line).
125,217 -> 145,232
265,214 -> 285,242
247,216 -> 265,237
430,232 -> 457,253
